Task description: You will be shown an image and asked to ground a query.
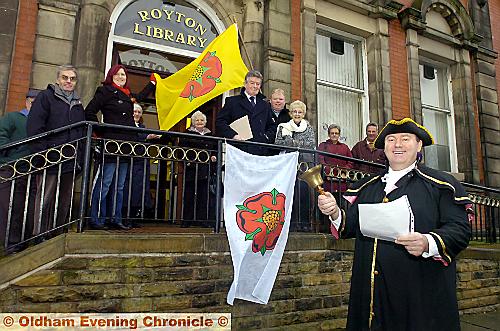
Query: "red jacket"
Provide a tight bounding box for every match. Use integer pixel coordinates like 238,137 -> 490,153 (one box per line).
317,140 -> 353,192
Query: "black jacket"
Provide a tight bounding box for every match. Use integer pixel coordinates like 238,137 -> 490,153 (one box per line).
27,84 -> 85,174
272,105 -> 291,125
215,88 -> 277,155
27,84 -> 85,152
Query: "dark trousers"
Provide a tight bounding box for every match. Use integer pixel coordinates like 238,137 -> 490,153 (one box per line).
183,178 -> 214,225
0,170 -> 36,249
33,172 -> 74,237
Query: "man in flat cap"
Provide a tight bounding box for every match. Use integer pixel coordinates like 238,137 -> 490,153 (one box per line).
0,89 -> 39,254
318,118 -> 472,331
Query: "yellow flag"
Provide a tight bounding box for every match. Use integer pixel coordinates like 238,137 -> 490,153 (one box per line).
155,24 -> 248,131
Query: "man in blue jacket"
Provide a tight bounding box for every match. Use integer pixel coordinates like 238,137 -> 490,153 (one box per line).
0,89 -> 38,254
27,65 -> 85,239
216,70 -> 277,155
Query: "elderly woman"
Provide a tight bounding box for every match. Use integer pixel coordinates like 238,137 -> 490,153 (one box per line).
317,124 -> 353,195
274,100 -> 315,160
85,64 -> 155,230
275,100 -> 315,231
182,111 -> 216,227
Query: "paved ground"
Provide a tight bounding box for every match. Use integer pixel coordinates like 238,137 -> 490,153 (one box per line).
461,310 -> 500,330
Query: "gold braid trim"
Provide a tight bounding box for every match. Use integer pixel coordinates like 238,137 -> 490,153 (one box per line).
369,238 -> 378,328
346,176 -> 381,194
339,209 -> 347,235
429,231 -> 452,263
374,118 -> 435,145
415,169 -> 469,203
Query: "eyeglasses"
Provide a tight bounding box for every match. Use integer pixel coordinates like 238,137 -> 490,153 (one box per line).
291,110 -> 304,115
329,132 -> 340,136
60,75 -> 77,82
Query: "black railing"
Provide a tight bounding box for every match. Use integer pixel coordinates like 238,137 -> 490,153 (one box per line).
0,121 -> 498,255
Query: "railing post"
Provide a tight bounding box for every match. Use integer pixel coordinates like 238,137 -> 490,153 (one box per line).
78,124 -> 93,232
214,140 -> 223,233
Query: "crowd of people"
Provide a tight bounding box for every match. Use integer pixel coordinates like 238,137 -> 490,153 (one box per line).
0,65 -> 407,251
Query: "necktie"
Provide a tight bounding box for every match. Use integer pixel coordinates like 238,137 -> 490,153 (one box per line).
250,96 -> 256,107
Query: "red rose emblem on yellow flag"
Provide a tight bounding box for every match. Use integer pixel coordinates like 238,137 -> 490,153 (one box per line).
236,188 -> 286,256
180,51 -> 222,102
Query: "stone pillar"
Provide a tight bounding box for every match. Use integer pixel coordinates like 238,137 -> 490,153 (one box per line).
405,28 -> 422,124
262,0 -> 293,99
469,0 -> 500,187
366,18 -> 392,125
301,0 -> 317,134
450,49 -> 480,183
474,51 -> 500,187
242,0 -> 264,73
73,0 -> 112,105
0,0 -> 19,115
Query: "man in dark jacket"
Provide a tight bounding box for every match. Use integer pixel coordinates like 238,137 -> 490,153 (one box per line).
0,89 -> 38,254
27,65 -> 85,238
216,70 -> 277,156
269,88 -> 291,125
318,118 -> 471,331
351,122 -> 386,174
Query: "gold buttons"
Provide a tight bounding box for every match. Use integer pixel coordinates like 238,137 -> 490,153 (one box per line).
383,197 -> 389,203
374,270 -> 379,275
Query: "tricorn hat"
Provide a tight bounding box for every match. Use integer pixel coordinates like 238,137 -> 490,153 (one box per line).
374,118 -> 434,149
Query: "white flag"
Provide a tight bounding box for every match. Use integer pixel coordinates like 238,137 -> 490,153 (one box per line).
224,144 -> 298,305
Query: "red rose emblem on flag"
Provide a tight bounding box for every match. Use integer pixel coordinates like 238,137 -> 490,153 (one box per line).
236,188 -> 286,256
180,51 -> 222,102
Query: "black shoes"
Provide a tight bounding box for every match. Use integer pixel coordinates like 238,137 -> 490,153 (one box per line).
109,222 -> 131,230
88,223 -> 107,230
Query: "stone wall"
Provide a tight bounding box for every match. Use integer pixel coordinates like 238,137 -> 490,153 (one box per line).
0,234 -> 498,330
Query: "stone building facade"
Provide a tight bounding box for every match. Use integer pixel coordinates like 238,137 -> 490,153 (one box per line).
0,0 -> 499,187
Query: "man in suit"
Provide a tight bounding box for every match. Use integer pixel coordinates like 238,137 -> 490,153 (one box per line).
270,88 -> 291,125
216,70 -> 277,155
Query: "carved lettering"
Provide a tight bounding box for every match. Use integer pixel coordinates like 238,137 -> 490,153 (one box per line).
153,27 -> 164,39
164,29 -> 174,41
198,37 -> 207,48
162,9 -> 174,20
176,32 -> 186,44
186,35 -> 196,46
195,23 -> 206,36
185,17 -> 196,28
146,26 -> 152,37
138,11 -> 149,22
133,23 -> 144,35
151,9 -> 162,19
175,12 -> 186,23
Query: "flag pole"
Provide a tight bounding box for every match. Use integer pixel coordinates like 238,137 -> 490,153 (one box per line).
231,16 -> 254,71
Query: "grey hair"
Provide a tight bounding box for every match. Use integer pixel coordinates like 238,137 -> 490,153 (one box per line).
56,65 -> 77,79
191,110 -> 207,122
289,100 -> 306,114
328,124 -> 341,134
133,103 -> 143,112
271,88 -> 285,97
244,70 -> 263,83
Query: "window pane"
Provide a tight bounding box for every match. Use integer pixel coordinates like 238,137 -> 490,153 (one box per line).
317,34 -> 361,89
317,84 -> 362,147
422,107 -> 449,146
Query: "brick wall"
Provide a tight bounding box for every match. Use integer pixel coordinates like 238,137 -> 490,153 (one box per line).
5,0 -> 38,113
388,19 -> 411,119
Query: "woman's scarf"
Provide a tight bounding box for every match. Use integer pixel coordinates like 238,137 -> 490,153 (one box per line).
188,126 -> 211,135
278,119 -> 309,137
112,83 -> 131,96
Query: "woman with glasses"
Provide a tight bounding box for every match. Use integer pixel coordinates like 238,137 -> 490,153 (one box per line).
85,64 -> 155,230
275,100 -> 315,231
317,124 -> 353,195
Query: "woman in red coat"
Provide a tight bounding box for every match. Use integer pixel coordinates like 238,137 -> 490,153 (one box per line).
317,124 -> 353,195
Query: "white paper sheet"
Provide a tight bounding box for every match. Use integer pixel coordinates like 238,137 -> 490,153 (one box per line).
229,115 -> 253,140
358,195 -> 414,242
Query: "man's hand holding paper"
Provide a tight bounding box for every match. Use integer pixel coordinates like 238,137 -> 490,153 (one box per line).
358,195 -> 414,242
